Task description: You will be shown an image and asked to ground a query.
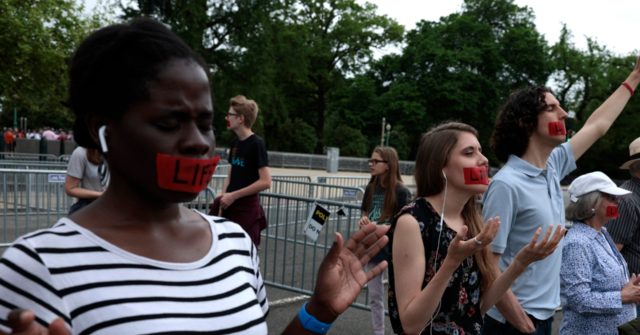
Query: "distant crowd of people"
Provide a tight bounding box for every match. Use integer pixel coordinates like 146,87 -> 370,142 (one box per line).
3,127 -> 73,144
2,127 -> 74,157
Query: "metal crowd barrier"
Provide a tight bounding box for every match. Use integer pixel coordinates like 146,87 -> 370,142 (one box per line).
317,175 -> 370,188
258,192 -> 375,310
270,179 -> 364,203
208,175 -> 227,195
0,168 -> 221,249
210,175 -> 347,200
272,175 -> 312,183
0,161 -> 68,170
214,163 -> 231,176
0,170 -> 378,310
0,153 -> 61,161
0,169 -> 73,248
318,175 -> 417,197
183,187 -> 216,213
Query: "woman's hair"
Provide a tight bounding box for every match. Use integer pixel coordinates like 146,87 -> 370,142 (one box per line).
566,191 -> 601,222
230,95 -> 259,128
414,122 -> 478,198
491,85 -> 552,163
68,18 -> 206,149
415,121 -> 496,290
85,147 -> 103,165
363,146 -> 404,223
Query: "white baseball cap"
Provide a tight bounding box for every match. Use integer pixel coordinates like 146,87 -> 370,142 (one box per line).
568,171 -> 631,203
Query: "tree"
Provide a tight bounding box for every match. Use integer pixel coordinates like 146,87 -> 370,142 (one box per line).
340,0 -> 549,159
281,0 -> 403,151
0,0 -> 97,129
122,0 -> 403,153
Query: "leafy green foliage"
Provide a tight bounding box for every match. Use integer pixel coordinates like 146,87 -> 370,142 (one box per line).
274,118 -> 318,153
4,0 -> 639,177
0,0 -> 97,129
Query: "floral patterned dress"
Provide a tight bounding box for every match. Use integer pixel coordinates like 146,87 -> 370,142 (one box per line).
388,198 -> 483,335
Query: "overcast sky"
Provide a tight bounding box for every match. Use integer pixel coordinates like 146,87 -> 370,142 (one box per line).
366,0 -> 639,56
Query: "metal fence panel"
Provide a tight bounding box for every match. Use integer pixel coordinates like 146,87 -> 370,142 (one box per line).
272,175 -> 312,183
0,172 -> 378,310
0,161 -> 68,170
0,153 -> 60,161
270,179 -> 364,203
258,192 -> 374,309
318,176 -> 370,188
0,169 -> 73,248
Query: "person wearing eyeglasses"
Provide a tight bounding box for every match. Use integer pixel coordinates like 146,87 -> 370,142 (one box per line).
561,171 -> 640,335
210,95 -> 271,246
359,146 -> 411,335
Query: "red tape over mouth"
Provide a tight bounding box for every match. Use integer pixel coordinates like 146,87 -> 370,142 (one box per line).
463,166 -> 489,185
156,153 -> 220,193
548,121 -> 566,136
606,205 -> 619,218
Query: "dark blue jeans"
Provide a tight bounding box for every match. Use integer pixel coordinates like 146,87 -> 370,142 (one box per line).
481,314 -> 553,335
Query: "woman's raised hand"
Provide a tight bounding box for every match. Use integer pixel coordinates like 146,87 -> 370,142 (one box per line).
513,225 -> 565,270
447,217 -> 500,263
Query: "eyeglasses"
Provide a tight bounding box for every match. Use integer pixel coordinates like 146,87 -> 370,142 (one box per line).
226,112 -> 239,117
368,159 -> 387,165
603,194 -> 618,202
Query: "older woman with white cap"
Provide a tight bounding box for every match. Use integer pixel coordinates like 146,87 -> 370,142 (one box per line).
561,171 -> 640,335
606,137 -> 640,317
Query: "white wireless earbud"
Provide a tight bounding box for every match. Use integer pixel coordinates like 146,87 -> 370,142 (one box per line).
437,169 -> 447,231
98,125 -> 108,153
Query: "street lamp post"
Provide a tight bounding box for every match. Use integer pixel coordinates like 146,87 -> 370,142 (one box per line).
380,117 -> 386,146
20,117 -> 27,132
385,123 -> 391,146
12,94 -> 19,129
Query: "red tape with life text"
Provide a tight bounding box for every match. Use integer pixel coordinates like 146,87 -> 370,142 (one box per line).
463,166 -> 489,185
156,153 -> 220,193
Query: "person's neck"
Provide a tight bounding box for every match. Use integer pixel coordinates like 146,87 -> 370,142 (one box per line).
92,179 -> 185,228
376,173 -> 389,188
426,187 -> 470,227
584,217 -> 604,232
520,136 -> 555,169
234,127 -> 253,141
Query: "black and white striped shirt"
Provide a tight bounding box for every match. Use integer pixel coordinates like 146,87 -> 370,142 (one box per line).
606,177 -> 640,274
0,213 -> 268,334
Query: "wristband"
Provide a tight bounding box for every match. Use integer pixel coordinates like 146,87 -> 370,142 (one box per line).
622,82 -> 635,96
298,302 -> 332,334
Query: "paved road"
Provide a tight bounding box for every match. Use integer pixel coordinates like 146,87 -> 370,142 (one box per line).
265,285 -> 395,334
264,283 -> 563,334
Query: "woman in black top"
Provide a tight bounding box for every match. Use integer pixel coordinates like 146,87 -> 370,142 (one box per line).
359,146 -> 411,335
388,122 -> 564,334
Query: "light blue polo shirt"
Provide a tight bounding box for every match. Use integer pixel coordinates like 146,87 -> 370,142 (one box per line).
483,142 -> 576,322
